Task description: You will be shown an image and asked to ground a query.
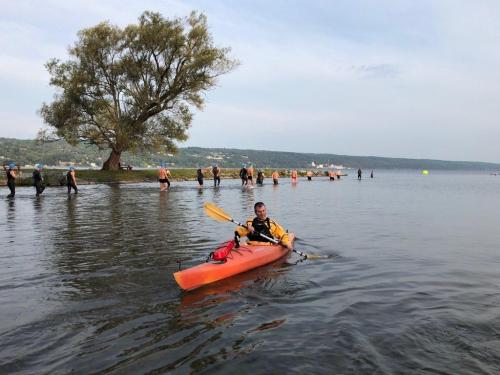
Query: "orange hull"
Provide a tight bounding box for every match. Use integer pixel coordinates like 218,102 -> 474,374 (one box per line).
174,234 -> 295,291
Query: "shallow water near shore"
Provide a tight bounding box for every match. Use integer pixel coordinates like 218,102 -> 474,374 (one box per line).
1,170 -> 500,374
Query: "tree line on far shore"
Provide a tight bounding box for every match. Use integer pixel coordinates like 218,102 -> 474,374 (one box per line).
1,138 -> 499,171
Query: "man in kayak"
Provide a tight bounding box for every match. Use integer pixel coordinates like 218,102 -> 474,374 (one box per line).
235,202 -> 292,250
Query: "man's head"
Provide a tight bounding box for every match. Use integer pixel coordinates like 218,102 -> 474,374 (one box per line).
254,202 -> 267,220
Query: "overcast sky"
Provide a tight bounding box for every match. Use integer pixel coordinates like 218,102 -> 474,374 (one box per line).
1,0 -> 500,162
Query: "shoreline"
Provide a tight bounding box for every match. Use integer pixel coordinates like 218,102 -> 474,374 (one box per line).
0,168 -> 325,187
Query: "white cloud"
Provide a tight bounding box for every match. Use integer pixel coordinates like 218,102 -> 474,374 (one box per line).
0,111 -> 43,139
0,56 -> 48,83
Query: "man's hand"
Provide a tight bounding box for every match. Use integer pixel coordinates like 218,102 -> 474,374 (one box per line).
247,224 -> 255,233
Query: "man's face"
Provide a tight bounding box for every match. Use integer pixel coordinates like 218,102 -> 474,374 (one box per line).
255,205 -> 267,220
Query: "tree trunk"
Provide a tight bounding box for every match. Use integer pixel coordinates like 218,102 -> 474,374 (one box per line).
102,149 -> 122,170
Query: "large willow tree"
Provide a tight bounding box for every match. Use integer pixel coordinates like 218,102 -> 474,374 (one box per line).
40,11 -> 237,170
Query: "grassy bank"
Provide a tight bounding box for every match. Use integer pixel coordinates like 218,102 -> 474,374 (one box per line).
0,168 -> 323,187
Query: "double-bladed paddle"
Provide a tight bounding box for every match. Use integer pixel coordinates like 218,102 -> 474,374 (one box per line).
203,202 -> 326,259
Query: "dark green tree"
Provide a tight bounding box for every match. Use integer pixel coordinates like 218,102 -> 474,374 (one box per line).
40,11 -> 237,170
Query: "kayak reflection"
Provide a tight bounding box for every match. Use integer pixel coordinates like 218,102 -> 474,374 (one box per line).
178,254 -> 292,309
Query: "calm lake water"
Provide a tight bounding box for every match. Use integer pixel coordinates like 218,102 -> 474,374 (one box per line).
1,170 -> 500,374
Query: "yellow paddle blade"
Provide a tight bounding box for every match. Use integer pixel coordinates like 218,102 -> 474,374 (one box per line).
305,254 -> 329,260
204,202 -> 233,223
292,248 -> 329,260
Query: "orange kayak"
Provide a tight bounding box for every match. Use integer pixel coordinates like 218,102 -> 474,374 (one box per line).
174,234 -> 295,291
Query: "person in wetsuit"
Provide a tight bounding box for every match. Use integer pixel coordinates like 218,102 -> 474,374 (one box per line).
256,170 -> 264,185
239,164 -> 248,186
196,168 -> 204,186
212,164 -> 221,187
33,164 -> 45,196
357,168 -> 362,180
3,163 -> 17,197
370,170 -> 374,178
235,202 -> 292,250
67,166 -> 78,194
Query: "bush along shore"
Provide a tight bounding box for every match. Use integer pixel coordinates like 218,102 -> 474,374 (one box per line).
0,168 -> 326,187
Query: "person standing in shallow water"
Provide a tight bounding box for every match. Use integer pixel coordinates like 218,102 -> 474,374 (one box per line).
247,164 -> 254,186
272,170 -> 279,185
33,164 -> 46,197
158,164 -> 171,191
67,166 -> 78,194
328,170 -> 335,181
239,164 -> 248,186
3,163 -> 17,197
371,170 -> 374,178
358,168 -> 362,180
197,168 -> 204,186
212,164 -> 221,187
256,170 -> 264,185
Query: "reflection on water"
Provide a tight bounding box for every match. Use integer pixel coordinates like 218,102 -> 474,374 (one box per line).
2,172 -> 500,374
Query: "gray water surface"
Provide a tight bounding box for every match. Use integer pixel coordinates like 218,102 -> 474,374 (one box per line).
1,171 -> 500,374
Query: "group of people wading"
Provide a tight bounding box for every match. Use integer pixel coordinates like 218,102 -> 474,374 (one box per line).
159,164 -> 361,191
238,164 -> 265,186
3,162 -> 372,196
157,164 -> 326,191
2,163 -> 78,198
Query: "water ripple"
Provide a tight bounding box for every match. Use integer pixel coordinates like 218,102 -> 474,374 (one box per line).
2,174 -> 500,374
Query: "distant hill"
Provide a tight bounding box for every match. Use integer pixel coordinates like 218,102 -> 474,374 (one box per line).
1,137 -> 499,170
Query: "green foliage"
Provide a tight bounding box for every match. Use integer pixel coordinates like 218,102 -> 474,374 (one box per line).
39,11 -> 238,169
